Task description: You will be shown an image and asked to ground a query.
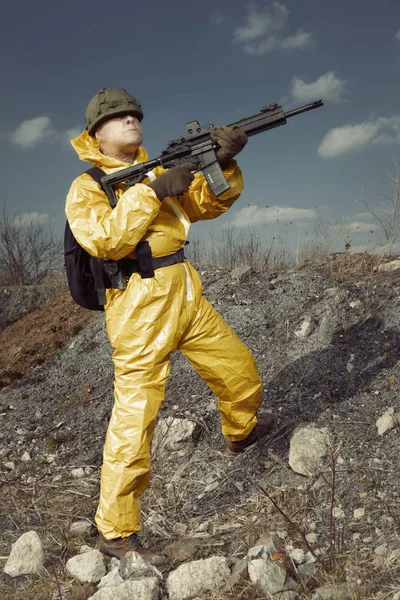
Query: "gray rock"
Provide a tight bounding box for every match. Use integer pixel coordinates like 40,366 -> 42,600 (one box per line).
97,566 -> 124,588
305,533 -> 318,545
152,417 -> 198,454
119,551 -> 162,580
392,593 -> 400,600
221,557 -> 248,593
69,521 -> 94,537
231,265 -> 251,282
66,549 -> 106,583
248,532 -> 285,560
376,408 -> 399,436
248,558 -> 298,598
166,556 -> 231,600
297,562 -> 317,578
295,317 -> 315,339
71,467 -> 85,479
88,578 -> 159,599
312,582 -> 362,600
374,544 -> 388,556
164,537 -> 199,562
289,425 -> 331,476
4,531 -> 44,577
378,259 -> 400,272
290,548 -> 305,564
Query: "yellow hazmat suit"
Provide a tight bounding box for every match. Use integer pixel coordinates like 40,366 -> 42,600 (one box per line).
66,131 -> 262,539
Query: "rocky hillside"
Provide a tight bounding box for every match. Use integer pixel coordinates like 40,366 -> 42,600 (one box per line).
1,256 -> 400,600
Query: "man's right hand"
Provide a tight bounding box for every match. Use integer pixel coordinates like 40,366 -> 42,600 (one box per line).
147,163 -> 197,201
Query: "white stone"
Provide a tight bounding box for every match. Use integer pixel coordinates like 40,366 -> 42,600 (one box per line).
374,544 -> 388,556
21,451 -> 31,462
166,556 -> 230,600
392,592 -> 400,600
97,567 -> 124,588
289,425 -> 331,476
79,545 -> 92,554
71,467 -> 85,479
248,532 -> 285,560
353,508 -> 365,520
4,531 -> 44,576
376,408 -> 398,436
349,300 -> 362,308
119,551 -> 162,580
4,461 -> 15,470
290,548 -> 305,564
88,578 -> 159,599
66,549 -> 106,583
333,507 -> 345,519
231,265 -> 252,282
248,558 -> 298,598
295,317 -> 315,339
69,521 -> 93,536
378,259 -> 400,272
304,551 -> 317,564
152,417 -> 197,454
305,533 -> 318,545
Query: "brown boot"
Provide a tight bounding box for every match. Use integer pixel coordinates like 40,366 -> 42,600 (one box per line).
99,533 -> 167,565
226,413 -> 277,455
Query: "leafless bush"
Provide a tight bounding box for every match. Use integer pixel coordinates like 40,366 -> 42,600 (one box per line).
0,203 -> 62,285
357,158 -> 400,257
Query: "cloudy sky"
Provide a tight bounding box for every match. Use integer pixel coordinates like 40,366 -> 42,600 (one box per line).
2,0 -> 400,251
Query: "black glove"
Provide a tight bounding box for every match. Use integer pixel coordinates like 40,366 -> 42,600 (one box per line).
210,125 -> 248,169
147,164 -> 197,201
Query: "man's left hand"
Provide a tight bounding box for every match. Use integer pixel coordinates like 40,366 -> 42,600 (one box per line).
210,125 -> 248,169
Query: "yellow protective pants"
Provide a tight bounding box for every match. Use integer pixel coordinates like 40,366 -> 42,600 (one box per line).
95,261 -> 262,539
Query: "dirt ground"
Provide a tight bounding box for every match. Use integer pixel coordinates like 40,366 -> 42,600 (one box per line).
1,258 -> 400,599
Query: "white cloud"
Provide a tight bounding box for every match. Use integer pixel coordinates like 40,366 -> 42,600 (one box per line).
11,117 -> 53,148
292,72 -> 348,103
227,205 -> 317,228
318,116 -> 400,158
352,211 -> 375,221
10,117 -> 81,149
64,127 -> 81,143
395,29 -> 400,41
280,30 -> 313,50
233,2 -> 313,54
209,9 -> 223,26
13,212 -> 50,228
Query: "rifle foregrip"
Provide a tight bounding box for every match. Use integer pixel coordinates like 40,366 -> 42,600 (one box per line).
202,161 -> 231,197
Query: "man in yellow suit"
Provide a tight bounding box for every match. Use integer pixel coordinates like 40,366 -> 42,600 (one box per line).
66,88 -> 275,563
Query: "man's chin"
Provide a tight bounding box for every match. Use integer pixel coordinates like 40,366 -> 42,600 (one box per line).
121,139 -> 142,153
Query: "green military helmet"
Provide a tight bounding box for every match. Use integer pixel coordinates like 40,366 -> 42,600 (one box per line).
85,88 -> 144,135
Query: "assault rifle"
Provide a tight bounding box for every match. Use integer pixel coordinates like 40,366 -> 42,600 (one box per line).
101,100 -> 324,207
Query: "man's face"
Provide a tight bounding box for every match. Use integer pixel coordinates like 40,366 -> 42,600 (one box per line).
95,113 -> 143,154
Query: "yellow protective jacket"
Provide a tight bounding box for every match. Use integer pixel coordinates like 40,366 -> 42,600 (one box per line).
66,130 -> 244,261
65,131 -> 262,541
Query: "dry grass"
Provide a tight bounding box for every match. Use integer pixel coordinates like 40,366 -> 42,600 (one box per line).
0,460 -> 99,600
1,444 -> 400,599
186,227 -> 396,285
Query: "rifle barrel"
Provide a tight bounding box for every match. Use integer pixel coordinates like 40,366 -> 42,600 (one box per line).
286,100 -> 324,119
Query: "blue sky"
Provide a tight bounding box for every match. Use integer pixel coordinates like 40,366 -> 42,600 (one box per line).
2,0 -> 400,251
